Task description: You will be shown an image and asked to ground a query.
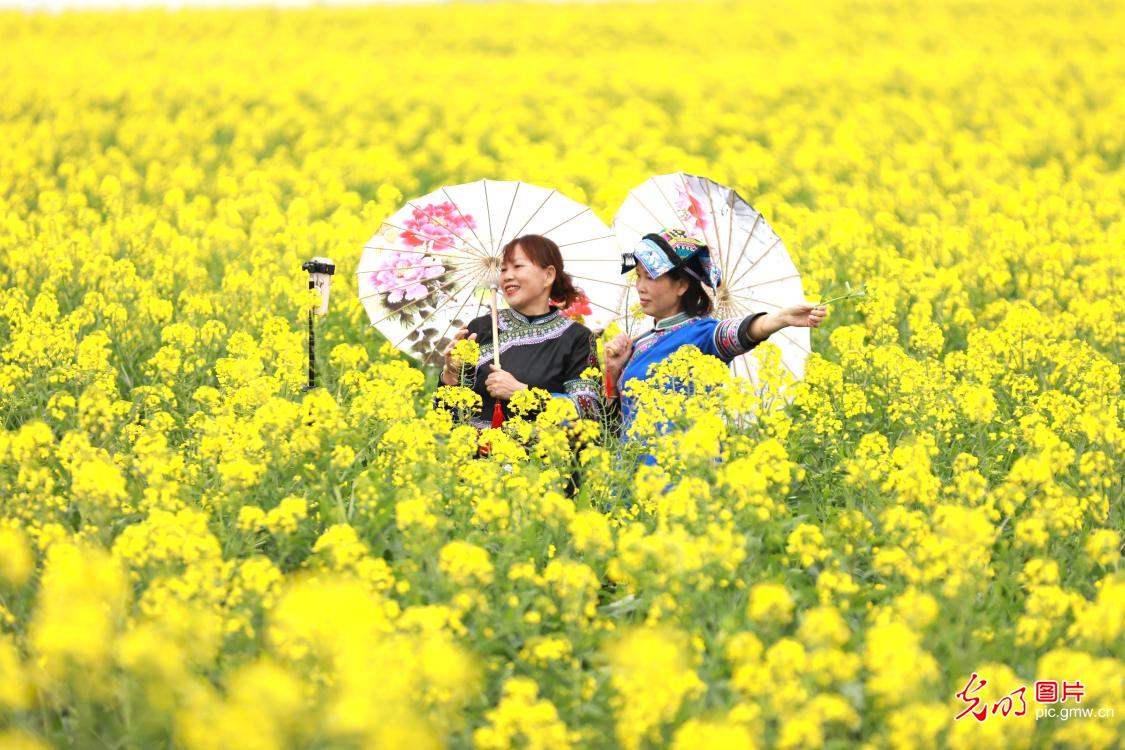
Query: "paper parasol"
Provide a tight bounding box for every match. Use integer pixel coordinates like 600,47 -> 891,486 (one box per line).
612,172 -> 812,392
357,180 -> 623,366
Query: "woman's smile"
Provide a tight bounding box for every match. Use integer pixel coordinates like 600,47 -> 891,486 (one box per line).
499,243 -> 554,314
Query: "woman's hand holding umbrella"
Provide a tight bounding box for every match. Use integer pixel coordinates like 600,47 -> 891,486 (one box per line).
485,366 -> 527,401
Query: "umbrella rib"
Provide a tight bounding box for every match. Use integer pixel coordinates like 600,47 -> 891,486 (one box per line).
727,212 -> 763,286
556,234 -> 615,248
727,237 -> 782,291
584,296 -> 625,318
510,188 -> 556,239
724,190 -> 736,285
378,221 -> 466,247
702,177 -> 723,259
626,192 -> 668,235
361,265 -> 480,327
470,295 -> 489,360
775,327 -> 812,354
483,179 -> 496,254
769,351 -> 801,381
390,264 -> 488,351
430,266 -> 490,364
405,201 -> 490,259
738,272 -> 802,291
497,181 -> 521,251
359,243 -> 474,264
537,206 -> 592,239
614,214 -> 650,240
652,177 -> 691,234
545,256 -> 620,262
737,345 -> 799,382
585,294 -> 630,323
726,290 -> 783,310
441,187 -> 491,258
677,172 -> 697,233
376,222 -> 487,261
392,292 -> 453,350
778,346 -> 804,378
356,259 -> 469,276
567,273 -> 632,290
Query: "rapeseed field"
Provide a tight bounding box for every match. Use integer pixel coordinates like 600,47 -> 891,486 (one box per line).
0,1 -> 1121,747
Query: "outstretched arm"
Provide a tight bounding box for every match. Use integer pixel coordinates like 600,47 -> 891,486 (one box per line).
745,303 -> 827,341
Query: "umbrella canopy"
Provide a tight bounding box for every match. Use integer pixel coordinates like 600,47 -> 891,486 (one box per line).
357,180 -> 623,366
612,172 -> 812,391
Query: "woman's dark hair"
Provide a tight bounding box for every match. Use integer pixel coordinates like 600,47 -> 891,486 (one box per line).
501,234 -> 580,308
668,262 -> 714,317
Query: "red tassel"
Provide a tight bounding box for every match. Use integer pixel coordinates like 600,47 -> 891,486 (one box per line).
604,367 -> 614,400
491,402 -> 505,428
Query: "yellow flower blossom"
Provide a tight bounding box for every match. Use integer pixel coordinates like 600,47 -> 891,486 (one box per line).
748,582 -> 795,626
438,541 -> 494,587
0,2 -> 1120,746
605,626 -> 705,750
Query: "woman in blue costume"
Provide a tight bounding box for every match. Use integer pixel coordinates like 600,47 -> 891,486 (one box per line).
603,228 -> 826,436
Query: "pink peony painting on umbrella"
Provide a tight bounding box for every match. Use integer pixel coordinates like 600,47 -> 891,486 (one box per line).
359,200 -> 481,315
357,200 -> 485,361
358,180 -> 622,367
363,251 -> 445,304
674,183 -> 712,237
400,201 -> 477,251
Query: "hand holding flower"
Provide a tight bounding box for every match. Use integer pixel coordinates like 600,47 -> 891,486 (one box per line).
441,328 -> 477,384
778,303 -> 827,329
747,304 -> 827,341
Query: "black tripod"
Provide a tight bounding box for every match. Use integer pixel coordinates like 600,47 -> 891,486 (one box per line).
302,258 -> 335,390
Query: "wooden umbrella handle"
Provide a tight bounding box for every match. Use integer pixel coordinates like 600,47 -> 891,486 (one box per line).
489,286 -> 501,369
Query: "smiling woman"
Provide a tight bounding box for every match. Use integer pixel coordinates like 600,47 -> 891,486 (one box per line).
1,2 -> 1122,747
604,228 -> 827,437
439,234 -> 602,427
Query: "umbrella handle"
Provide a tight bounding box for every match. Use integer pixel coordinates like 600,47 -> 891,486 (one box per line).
489,286 -> 501,370
488,287 -> 506,430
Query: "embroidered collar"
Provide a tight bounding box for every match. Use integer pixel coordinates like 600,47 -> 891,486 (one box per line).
504,308 -> 560,328
653,312 -> 696,331
479,307 -> 573,368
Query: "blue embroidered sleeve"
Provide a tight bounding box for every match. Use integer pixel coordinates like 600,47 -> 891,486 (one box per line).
712,318 -> 744,361
712,313 -> 768,362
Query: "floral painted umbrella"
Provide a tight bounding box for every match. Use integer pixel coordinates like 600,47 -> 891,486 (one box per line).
612,172 -> 812,393
357,180 -> 624,367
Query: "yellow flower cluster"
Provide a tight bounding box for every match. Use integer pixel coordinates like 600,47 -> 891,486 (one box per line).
0,0 -> 1122,747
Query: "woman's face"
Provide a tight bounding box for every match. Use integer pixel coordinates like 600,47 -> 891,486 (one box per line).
500,244 -> 555,313
635,265 -> 688,320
